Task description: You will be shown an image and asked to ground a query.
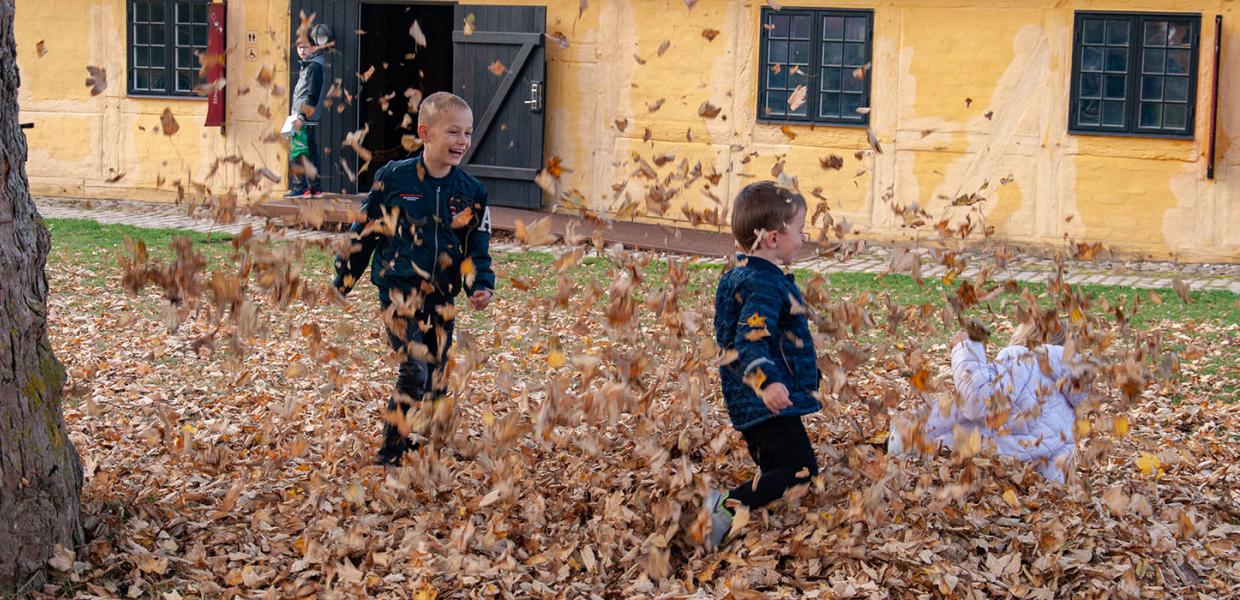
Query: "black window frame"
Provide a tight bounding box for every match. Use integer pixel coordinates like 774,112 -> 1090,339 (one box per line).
127,0 -> 211,98
1068,11 -> 1201,139
757,7 -> 874,127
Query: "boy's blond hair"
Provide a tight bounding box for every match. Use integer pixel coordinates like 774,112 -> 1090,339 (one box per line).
418,92 -> 472,128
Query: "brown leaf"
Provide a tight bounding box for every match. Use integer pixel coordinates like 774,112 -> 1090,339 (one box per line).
85,66 -> 107,96
657,40 -> 671,57
820,154 -> 844,170
615,118 -> 628,132
547,31 -> 570,49
488,60 -> 506,76
160,108 -> 180,136
36,40 -> 47,57
515,216 -> 556,246
1172,278 -> 1191,304
701,28 -> 720,41
780,125 -> 797,140
647,98 -> 665,112
698,101 -> 721,119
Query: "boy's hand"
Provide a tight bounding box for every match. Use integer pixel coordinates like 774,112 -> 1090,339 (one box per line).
761,382 -> 793,415
468,290 -> 492,310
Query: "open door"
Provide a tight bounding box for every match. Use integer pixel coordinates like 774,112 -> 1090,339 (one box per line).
452,5 -> 546,209
289,1 -> 361,195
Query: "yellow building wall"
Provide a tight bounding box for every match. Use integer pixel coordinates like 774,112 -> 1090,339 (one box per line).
16,0 -> 1240,261
15,0 -> 291,203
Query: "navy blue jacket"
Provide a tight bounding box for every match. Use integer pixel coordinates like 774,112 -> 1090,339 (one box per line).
714,255 -> 821,430
333,156 -> 495,300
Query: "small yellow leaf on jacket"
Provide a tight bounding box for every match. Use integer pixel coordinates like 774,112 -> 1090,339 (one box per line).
746,312 -> 766,328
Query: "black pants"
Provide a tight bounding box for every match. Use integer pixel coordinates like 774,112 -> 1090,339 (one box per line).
288,124 -> 320,194
729,416 -> 818,509
380,292 -> 455,443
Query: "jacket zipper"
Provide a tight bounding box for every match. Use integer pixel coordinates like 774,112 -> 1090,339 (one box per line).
433,185 -> 441,286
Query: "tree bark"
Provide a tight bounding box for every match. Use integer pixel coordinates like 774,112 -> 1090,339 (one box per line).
0,0 -> 84,591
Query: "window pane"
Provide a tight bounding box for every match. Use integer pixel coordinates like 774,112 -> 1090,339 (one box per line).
769,40 -> 788,63
135,46 -> 149,67
136,1 -> 149,22
135,68 -> 149,90
1168,22 -> 1190,47
819,92 -> 840,117
770,15 -> 788,38
1105,47 -> 1127,72
177,24 -> 190,46
1081,46 -> 1103,71
150,1 -> 163,22
194,25 -> 207,47
1166,49 -> 1189,74
821,68 -> 840,91
1079,73 -> 1102,98
791,41 -> 809,65
844,43 -> 865,67
175,1 -> 189,23
1102,101 -> 1125,126
1140,76 -> 1162,101
790,15 -> 810,40
178,70 -> 194,92
824,16 -> 844,40
1164,76 -> 1188,102
1142,48 -> 1165,74
135,24 -> 148,45
1144,21 -> 1168,46
1104,74 -> 1126,99
845,17 -> 866,42
789,90 -> 808,116
1082,19 -> 1105,44
1106,20 -> 1129,45
193,2 -> 206,24
1079,99 -> 1101,125
822,42 -> 842,66
765,91 -> 787,116
789,67 -> 808,88
178,47 -> 191,69
768,66 -> 787,89
151,46 -> 165,67
842,93 -> 864,116
151,24 -> 165,45
151,70 -> 165,91
1139,103 -> 1162,128
842,71 -> 863,92
1163,103 -> 1187,129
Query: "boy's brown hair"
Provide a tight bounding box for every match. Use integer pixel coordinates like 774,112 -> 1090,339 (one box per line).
418,92 -> 472,128
730,180 -> 807,252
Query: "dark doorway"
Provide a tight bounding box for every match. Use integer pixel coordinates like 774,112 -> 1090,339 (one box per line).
357,3 -> 454,190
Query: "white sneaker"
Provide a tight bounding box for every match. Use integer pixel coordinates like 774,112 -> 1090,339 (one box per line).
705,489 -> 733,550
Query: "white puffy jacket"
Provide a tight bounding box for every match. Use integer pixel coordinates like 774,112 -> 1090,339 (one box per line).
890,341 -> 1084,482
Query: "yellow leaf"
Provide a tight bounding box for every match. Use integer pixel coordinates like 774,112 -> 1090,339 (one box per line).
1113,415 -> 1130,437
746,312 -> 766,328
343,480 -> 366,506
745,368 -> 767,393
1075,416 -> 1092,438
547,350 -> 568,369
1135,452 -> 1161,477
1002,488 -> 1020,509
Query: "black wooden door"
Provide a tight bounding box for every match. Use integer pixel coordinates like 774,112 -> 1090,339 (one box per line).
289,1 -> 360,195
452,5 -> 546,209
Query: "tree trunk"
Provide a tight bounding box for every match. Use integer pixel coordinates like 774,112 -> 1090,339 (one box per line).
0,0 -> 84,591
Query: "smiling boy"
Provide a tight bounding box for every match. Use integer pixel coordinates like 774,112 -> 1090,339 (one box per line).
333,92 -> 495,465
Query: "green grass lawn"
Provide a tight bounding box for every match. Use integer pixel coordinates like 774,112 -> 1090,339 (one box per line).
44,217 -> 1239,402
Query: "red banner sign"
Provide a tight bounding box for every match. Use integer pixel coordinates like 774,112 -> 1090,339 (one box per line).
205,2 -> 226,127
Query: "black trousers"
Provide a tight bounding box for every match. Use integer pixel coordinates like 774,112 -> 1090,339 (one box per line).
380,293 -> 455,442
288,124 -> 321,194
728,416 -> 818,509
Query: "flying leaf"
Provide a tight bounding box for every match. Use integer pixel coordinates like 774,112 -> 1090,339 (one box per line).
1135,452 -> 1161,477
647,98 -> 665,112
160,108 -> 180,136
85,66 -> 107,96
488,60 -> 506,76
779,125 -> 797,141
410,20 -> 427,47
657,40 -> 671,57
547,31 -> 570,49
1172,278 -> 1191,304
787,85 -> 807,113
701,28 -> 720,41
698,101 -> 721,119
462,13 -> 476,36
514,216 -> 556,246
820,154 -> 844,170
36,40 -> 47,57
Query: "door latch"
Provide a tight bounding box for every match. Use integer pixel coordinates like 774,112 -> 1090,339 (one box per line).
523,81 -> 544,112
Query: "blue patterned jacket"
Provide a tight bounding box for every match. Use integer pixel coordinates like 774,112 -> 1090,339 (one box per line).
714,255 -> 822,430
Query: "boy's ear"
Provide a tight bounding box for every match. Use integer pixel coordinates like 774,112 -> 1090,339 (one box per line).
416,123 -> 429,140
